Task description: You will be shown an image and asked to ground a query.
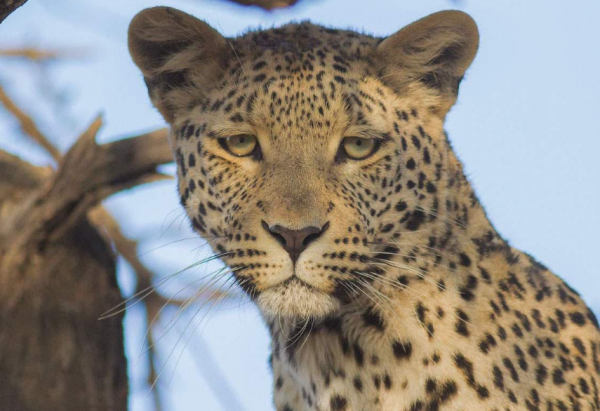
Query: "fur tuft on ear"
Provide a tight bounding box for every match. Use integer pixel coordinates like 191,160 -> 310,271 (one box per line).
128,7 -> 228,123
376,10 -> 479,117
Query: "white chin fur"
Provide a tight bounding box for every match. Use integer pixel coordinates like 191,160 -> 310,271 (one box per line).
257,281 -> 339,319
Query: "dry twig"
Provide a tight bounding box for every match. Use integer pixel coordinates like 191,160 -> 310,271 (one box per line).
0,47 -> 85,62
0,83 -> 61,160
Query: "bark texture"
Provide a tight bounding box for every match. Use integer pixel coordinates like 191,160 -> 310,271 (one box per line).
0,119 -> 171,410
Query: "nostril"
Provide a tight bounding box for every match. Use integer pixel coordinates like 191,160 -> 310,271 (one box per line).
303,221 -> 329,246
262,220 -> 287,247
302,232 -> 321,247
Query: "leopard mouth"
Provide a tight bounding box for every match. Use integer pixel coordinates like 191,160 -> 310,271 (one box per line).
256,275 -> 339,319
278,275 -> 315,290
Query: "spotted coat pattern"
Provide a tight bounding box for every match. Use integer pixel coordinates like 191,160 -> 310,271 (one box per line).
128,7 -> 600,411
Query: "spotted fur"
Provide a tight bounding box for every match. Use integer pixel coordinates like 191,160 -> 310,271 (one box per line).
129,7 -> 600,411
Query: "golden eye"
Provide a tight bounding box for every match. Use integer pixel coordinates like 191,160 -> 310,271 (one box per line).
222,134 -> 258,157
342,137 -> 377,160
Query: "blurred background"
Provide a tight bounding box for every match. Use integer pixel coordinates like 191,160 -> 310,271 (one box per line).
0,0 -> 598,410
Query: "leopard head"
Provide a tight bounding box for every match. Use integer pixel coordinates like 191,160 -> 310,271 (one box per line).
128,7 -> 479,320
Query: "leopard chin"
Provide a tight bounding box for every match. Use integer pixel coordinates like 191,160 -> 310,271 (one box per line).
256,277 -> 340,320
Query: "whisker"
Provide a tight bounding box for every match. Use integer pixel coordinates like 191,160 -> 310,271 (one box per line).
278,316 -> 311,354
160,209 -> 187,238
142,266 -> 231,352
358,267 -> 475,329
99,252 -> 231,319
149,275 -> 241,391
166,277 -> 240,389
144,266 -> 245,354
414,205 -> 471,231
353,276 -> 433,363
137,236 -> 210,258
295,316 -> 315,353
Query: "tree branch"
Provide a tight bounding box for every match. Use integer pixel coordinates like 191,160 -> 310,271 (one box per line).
225,0 -> 301,9
10,118 -> 171,241
0,149 -> 49,191
0,47 -> 85,61
0,0 -> 28,23
0,83 -> 61,161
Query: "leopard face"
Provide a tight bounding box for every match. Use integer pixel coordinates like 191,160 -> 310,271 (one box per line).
128,7 -> 479,320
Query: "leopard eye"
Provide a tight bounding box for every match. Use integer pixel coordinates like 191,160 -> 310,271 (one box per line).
221,134 -> 258,157
342,137 -> 377,160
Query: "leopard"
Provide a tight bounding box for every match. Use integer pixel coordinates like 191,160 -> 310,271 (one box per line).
127,7 -> 600,411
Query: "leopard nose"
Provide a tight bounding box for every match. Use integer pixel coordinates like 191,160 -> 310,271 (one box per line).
262,221 -> 329,264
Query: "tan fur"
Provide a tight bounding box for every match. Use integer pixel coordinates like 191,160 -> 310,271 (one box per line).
129,8 -> 600,411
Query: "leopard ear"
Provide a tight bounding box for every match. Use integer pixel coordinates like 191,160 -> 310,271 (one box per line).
128,7 -> 228,123
376,10 -> 479,117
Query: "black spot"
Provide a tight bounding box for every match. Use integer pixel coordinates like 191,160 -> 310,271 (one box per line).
552,368 -> 565,385
330,395 -> 347,411
458,253 -> 471,267
392,341 -> 412,360
253,61 -> 267,70
503,357 -> 520,382
535,364 -> 548,385
353,343 -> 364,367
363,308 -> 385,331
455,309 -> 470,336
569,312 -> 587,326
493,366 -> 504,391
380,223 -> 394,233
333,76 -> 346,85
405,210 -> 426,231
383,374 -> 392,390
230,113 -> 244,123
395,201 -> 408,212
423,148 -> 431,164
253,73 -> 266,83
454,353 -> 489,399
397,275 -> 410,288
353,377 -> 363,392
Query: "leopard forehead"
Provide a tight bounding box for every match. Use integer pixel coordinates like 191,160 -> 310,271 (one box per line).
176,22 -> 407,149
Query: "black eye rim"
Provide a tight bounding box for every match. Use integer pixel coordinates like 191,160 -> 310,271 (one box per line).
335,136 -> 382,162
218,134 -> 263,160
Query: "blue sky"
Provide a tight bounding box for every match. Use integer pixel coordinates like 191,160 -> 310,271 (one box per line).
1,0 -> 599,410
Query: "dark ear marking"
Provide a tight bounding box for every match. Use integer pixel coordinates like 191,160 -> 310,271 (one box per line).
375,10 -> 479,117
128,7 -> 228,123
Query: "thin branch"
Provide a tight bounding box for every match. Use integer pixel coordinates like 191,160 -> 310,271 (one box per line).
224,0 -> 301,9
89,207 -> 155,283
0,48 -> 85,62
0,82 -> 61,161
189,336 -> 249,411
